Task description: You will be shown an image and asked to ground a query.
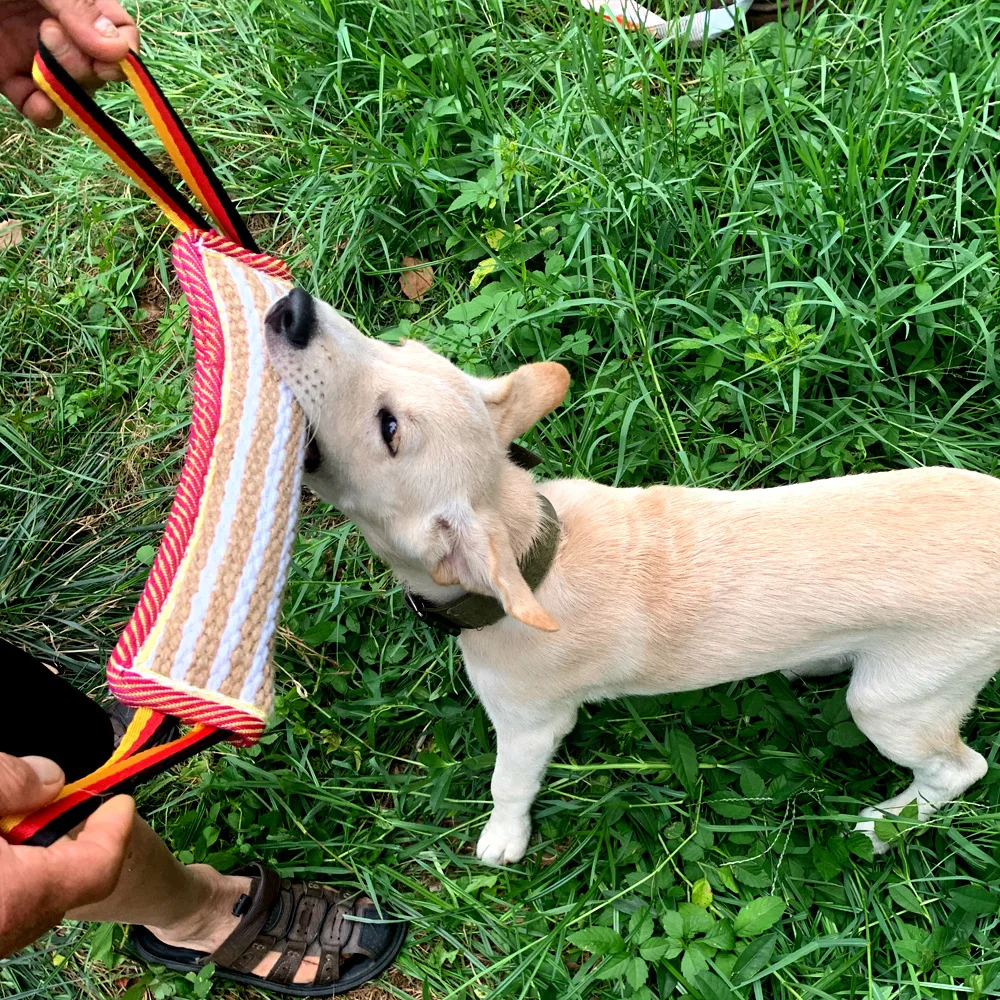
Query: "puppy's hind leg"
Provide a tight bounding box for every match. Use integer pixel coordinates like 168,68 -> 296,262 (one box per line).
846,650 -> 990,854
475,698 -> 577,866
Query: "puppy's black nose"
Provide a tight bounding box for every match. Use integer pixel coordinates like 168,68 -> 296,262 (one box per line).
266,288 -> 315,349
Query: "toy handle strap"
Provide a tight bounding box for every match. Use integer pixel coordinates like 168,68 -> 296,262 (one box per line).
0,711 -> 223,847
32,40 -> 259,252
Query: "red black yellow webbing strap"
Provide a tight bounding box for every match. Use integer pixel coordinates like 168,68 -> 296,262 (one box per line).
32,40 -> 210,235
121,53 -> 259,250
1,711 -> 224,846
31,40 -> 260,253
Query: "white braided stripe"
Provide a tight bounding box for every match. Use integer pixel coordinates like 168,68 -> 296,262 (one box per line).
109,234 -> 304,739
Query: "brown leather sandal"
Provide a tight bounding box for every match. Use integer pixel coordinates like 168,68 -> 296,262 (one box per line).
131,864 -> 406,997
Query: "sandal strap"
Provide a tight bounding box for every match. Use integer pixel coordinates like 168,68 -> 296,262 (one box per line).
209,864 -> 281,968
265,886 -> 328,984
342,899 -> 379,960
206,867 -> 385,986
317,903 -> 347,983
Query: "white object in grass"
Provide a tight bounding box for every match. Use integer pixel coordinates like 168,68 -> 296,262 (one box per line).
579,0 -> 754,42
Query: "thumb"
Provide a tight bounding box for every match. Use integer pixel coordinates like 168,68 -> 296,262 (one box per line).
37,0 -> 134,63
0,755 -> 65,815
46,796 -> 135,910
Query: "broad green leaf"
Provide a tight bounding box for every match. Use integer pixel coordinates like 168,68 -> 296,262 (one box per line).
680,943 -> 709,980
715,951 -> 737,978
734,896 -> 786,938
567,927 -> 626,956
893,936 -> 934,970
639,936 -> 684,962
695,971 -> 733,1000
950,884 -> 999,915
668,728 -> 699,796
717,866 -> 739,892
845,833 -> 875,862
660,909 -> 685,940
629,907 -> 655,945
888,883 -> 924,915
812,845 -> 842,880
739,767 -> 766,799
86,923 -> 117,968
627,956 -> 649,989
593,954 -> 631,980
448,186 -> 481,212
875,815 -> 901,841
707,791 -> 753,819
939,953 -> 977,977
828,721 -> 867,747
702,919 -> 735,952
680,901 -> 715,936
730,934 -> 777,984
903,233 -> 929,275
732,862 -> 773,888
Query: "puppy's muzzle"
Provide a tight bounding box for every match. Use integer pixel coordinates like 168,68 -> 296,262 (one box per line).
265,288 -> 315,349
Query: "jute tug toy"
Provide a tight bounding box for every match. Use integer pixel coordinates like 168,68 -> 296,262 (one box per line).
0,42 -> 305,846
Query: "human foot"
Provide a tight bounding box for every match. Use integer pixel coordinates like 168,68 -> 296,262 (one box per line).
133,864 -> 406,996
142,867 -> 251,956
143,868 -> 325,984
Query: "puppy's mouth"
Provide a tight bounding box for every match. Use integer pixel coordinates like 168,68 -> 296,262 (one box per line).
304,423 -> 322,474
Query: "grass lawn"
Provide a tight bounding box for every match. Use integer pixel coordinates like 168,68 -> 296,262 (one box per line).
3,0 -> 1000,996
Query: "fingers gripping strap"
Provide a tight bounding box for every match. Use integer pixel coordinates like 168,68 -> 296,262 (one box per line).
31,41 -> 259,252
0,710 -> 224,846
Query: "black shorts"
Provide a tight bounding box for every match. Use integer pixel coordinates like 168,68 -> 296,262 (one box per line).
2,640 -> 115,783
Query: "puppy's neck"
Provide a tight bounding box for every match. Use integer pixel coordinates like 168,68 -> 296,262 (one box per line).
394,463 -> 546,603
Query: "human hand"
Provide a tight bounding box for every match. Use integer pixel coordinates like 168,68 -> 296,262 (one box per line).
0,754 -> 135,957
0,0 -> 139,128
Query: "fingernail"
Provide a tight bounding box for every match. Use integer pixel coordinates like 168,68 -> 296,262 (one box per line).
39,22 -> 66,52
94,15 -> 119,37
23,756 -> 65,786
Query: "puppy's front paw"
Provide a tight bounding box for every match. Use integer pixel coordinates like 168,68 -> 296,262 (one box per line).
476,813 -> 531,866
855,809 -> 893,855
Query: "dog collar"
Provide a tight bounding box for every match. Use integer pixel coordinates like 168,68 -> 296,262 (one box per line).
404,494 -> 561,636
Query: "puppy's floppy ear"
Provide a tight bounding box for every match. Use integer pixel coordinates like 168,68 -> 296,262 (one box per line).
427,504 -> 559,632
479,362 -> 570,445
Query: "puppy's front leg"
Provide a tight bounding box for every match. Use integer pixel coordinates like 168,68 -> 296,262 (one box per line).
476,700 -> 577,866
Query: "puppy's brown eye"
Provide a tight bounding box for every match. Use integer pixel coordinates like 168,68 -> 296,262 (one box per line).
379,408 -> 399,455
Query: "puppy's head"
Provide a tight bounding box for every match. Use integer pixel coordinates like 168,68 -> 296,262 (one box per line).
265,288 -> 569,631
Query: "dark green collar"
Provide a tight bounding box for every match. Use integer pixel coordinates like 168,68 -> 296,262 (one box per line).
404,495 -> 560,635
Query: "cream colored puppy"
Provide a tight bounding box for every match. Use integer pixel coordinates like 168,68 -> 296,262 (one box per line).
265,288 -> 999,864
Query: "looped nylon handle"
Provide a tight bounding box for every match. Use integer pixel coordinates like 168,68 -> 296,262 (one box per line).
32,41 -> 259,251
